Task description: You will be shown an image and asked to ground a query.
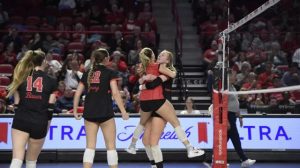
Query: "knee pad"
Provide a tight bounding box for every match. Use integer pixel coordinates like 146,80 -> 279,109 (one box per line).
107,150 -> 118,166
133,124 -> 144,139
10,158 -> 23,168
151,145 -> 163,163
145,145 -> 154,161
26,160 -> 37,168
83,148 -> 95,164
175,126 -> 188,142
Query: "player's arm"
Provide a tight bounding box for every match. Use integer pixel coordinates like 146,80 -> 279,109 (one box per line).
110,79 -> 129,120
159,63 -> 176,78
142,75 -> 169,90
73,82 -> 85,119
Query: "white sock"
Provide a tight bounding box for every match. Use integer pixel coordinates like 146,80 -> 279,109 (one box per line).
26,160 -> 37,168
10,158 -> 23,168
145,145 -> 154,161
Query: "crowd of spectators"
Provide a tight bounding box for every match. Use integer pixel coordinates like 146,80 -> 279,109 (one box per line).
191,0 -> 300,113
0,0 -> 159,114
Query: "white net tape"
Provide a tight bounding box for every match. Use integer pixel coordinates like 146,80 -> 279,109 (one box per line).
220,0 -> 280,35
221,85 -> 300,95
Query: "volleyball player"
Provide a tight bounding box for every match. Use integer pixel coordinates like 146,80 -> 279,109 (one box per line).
72,48 -> 129,168
7,50 -> 57,168
127,48 -> 204,168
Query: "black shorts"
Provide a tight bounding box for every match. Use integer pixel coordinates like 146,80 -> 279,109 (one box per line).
84,116 -> 114,123
12,119 -> 48,139
140,99 -> 166,112
151,111 -> 162,118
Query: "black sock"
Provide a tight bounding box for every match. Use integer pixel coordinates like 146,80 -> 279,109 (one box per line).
155,161 -> 163,168
150,160 -> 155,165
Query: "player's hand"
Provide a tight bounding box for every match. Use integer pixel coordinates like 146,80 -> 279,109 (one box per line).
73,111 -> 82,120
121,112 -> 129,120
239,117 -> 243,127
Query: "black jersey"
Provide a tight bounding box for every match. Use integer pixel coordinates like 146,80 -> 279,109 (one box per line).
81,65 -> 119,119
15,70 -> 57,125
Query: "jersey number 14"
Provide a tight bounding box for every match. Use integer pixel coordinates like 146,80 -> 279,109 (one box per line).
26,76 -> 43,92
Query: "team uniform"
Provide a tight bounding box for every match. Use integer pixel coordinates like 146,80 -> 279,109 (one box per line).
12,70 -> 57,139
80,64 -> 119,123
145,77 -> 173,118
140,63 -> 166,112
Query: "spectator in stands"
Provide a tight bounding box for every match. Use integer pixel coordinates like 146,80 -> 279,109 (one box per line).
58,0 -> 76,10
128,39 -> 143,65
110,50 -> 128,73
124,12 -> 139,31
73,0 -> 90,17
281,62 -> 300,86
16,44 -> 29,61
192,0 -> 208,26
2,26 -> 22,52
268,42 -> 287,66
281,32 -> 299,60
54,88 -> 75,113
0,98 -> 8,114
53,81 -> 66,99
105,2 -> 125,25
266,77 -> 284,105
89,5 -> 105,26
0,3 -> 9,28
1,42 -> 17,65
180,97 -> 201,115
72,22 -> 86,43
107,30 -> 127,53
231,52 -> 247,72
236,61 -> 251,88
28,33 -> 43,50
292,48 -> 300,68
56,22 -> 71,45
64,59 -> 83,90
43,34 -> 63,54
46,52 -> 62,78
241,32 -> 253,51
203,40 -> 218,70
113,91 -> 135,113
258,62 -> 276,88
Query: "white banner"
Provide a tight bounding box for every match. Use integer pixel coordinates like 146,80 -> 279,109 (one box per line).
0,116 -> 299,150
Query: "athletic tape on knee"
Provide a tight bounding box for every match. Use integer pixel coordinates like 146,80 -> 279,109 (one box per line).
151,145 -> 163,163
175,126 -> 188,142
145,145 -> 154,161
10,158 -> 23,168
83,148 -> 95,163
133,124 -> 144,139
26,160 -> 37,168
107,150 -> 118,166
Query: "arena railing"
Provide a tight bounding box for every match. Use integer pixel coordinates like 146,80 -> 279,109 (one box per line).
172,0 -> 187,101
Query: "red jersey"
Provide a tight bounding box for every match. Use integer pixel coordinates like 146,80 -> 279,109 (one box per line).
140,63 -> 164,101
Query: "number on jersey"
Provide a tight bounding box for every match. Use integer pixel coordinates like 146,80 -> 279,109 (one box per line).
91,71 -> 101,83
26,76 -> 43,92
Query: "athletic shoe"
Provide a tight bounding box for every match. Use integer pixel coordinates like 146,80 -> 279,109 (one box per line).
241,159 -> 256,167
125,145 -> 138,154
151,165 -> 157,168
187,147 -> 205,158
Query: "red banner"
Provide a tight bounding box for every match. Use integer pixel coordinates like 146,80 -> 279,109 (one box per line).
212,90 -> 228,168
198,122 -> 208,143
0,122 -> 8,143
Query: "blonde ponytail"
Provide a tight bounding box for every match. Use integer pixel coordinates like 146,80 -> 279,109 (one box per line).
139,47 -> 153,75
7,50 -> 45,97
